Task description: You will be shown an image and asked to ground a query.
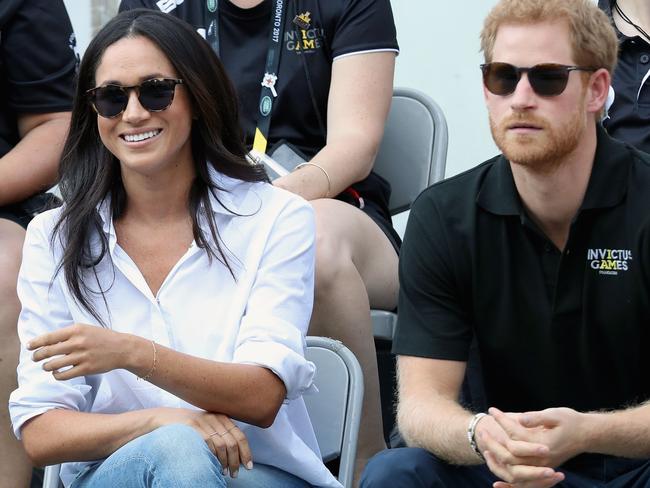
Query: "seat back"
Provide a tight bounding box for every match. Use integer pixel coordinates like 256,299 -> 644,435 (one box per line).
42,463 -> 61,488
373,87 -> 449,214
304,336 -> 364,488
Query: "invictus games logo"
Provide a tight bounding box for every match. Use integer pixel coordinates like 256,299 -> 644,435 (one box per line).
293,11 -> 311,30
587,248 -> 633,276
287,11 -> 323,53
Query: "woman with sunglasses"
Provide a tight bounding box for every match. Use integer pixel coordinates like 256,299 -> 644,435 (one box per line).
9,9 -> 340,488
118,0 -> 400,477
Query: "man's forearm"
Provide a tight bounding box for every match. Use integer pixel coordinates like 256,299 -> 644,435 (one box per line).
397,393 -> 482,465
583,402 -> 650,458
0,114 -> 69,206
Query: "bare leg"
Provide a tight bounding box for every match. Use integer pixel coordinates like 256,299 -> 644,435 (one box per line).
0,219 -> 31,488
308,200 -> 398,486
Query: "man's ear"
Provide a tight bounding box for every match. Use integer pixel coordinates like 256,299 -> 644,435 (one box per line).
585,68 -> 611,115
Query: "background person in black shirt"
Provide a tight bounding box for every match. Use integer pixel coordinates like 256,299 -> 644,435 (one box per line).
362,0 -> 650,486
599,0 -> 650,153
119,0 -> 400,477
0,1 -> 76,485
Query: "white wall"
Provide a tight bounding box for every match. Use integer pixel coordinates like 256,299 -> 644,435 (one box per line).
392,1 -> 500,177
63,0 -> 93,55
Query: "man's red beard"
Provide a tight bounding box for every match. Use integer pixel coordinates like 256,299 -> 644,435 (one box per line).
489,101 -> 586,174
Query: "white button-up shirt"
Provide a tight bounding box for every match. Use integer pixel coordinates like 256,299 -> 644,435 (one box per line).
9,170 -> 341,488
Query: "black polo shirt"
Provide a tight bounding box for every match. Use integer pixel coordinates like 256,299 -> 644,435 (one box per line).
394,126 -> 650,414
598,0 -> 650,153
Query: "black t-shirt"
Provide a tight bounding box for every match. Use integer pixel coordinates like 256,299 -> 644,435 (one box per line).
0,0 -> 77,159
394,126 -> 650,414
598,0 -> 650,153
118,0 -> 399,214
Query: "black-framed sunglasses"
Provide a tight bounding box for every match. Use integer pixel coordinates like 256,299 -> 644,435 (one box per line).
480,62 -> 597,97
86,78 -> 185,118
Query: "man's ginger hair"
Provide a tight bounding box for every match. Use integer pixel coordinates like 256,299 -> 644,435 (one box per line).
480,0 -> 618,73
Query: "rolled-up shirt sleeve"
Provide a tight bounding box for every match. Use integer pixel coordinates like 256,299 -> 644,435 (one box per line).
9,211 -> 91,439
233,197 -> 316,400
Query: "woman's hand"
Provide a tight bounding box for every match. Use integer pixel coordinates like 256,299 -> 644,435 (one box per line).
151,408 -> 253,478
28,323 -> 137,380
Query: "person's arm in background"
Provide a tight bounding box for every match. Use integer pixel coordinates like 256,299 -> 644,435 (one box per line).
273,51 -> 395,200
0,0 -> 76,206
0,111 -> 70,206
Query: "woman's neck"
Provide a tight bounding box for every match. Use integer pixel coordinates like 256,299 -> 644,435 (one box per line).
613,0 -> 650,39
119,160 -> 195,226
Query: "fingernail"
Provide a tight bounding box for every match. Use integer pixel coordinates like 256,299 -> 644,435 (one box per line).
222,468 -> 228,476
232,470 -> 238,479
246,461 -> 253,470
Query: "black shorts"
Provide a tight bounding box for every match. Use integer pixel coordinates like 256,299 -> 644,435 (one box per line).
335,171 -> 401,254
0,193 -> 61,229
361,198 -> 401,254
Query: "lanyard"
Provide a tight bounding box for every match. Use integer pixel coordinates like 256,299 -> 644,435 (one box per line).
205,0 -> 288,154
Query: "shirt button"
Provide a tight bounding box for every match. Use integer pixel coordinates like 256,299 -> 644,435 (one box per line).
640,54 -> 650,64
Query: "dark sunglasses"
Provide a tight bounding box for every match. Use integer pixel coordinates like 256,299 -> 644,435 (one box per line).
480,62 -> 596,97
86,78 -> 185,118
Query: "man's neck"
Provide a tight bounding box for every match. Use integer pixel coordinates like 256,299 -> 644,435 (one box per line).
613,0 -> 650,39
510,125 -> 598,251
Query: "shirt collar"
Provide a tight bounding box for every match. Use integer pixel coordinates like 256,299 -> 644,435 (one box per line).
477,125 -> 630,216
476,155 -> 522,216
204,166 -> 262,216
580,124 -> 629,210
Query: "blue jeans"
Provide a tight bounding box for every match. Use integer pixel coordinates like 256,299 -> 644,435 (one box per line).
361,448 -> 650,488
70,424 -> 311,488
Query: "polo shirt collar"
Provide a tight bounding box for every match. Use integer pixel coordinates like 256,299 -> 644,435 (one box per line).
580,125 -> 629,210
476,155 -> 521,216
477,125 -> 629,216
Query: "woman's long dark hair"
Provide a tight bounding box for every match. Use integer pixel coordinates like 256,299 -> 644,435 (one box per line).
53,9 -> 268,325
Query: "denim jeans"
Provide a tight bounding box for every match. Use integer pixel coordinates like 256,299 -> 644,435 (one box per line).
70,424 -> 311,488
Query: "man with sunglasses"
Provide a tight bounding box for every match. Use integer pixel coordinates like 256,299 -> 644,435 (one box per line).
598,0 -> 650,154
0,1 -> 77,486
362,0 -> 650,487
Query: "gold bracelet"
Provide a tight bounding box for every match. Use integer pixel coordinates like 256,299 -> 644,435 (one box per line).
294,162 -> 331,198
139,340 -> 157,382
